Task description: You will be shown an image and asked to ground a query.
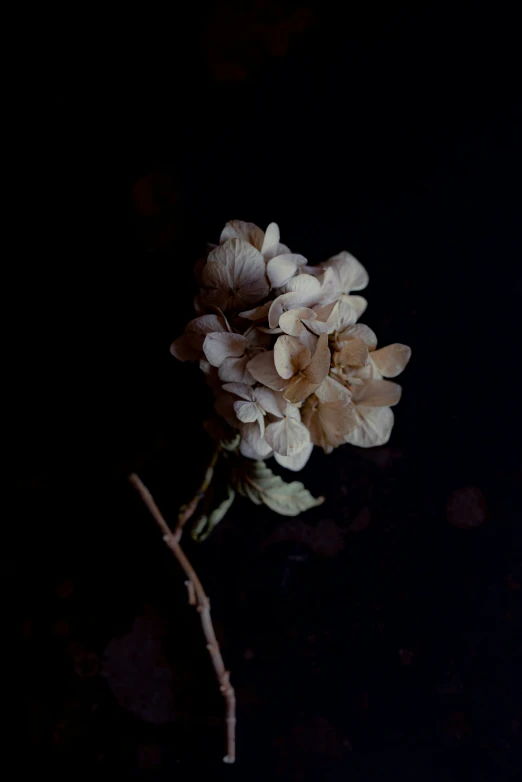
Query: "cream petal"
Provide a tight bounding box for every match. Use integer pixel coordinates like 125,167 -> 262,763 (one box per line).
221,382 -> 255,401
239,423 -> 273,460
296,329 -> 318,354
279,307 -> 316,336
218,355 -> 254,384
220,220 -> 264,250
340,323 -> 378,349
255,387 -> 286,418
346,295 -> 368,318
234,400 -> 260,423
267,254 -> 300,288
370,343 -> 412,378
284,273 -> 321,297
274,442 -> 314,471
334,299 -> 358,333
185,314 -> 228,349
170,334 -> 200,361
247,351 -> 290,391
203,239 -> 269,308
315,375 -> 352,403
325,251 -> 369,292
345,406 -> 394,448
265,416 -> 310,456
274,335 -> 311,379
260,222 -> 280,260
353,379 -> 402,407
203,332 -> 246,367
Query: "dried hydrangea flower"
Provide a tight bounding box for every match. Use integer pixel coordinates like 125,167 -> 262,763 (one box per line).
170,218 -> 411,496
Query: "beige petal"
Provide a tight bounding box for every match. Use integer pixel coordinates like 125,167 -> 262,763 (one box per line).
335,337 -> 369,368
221,382 -> 255,401
274,335 -> 311,379
302,396 -> 357,452
239,302 -> 272,321
370,343 -> 411,378
283,375 -> 317,405
234,400 -> 260,423
268,292 -> 300,328
296,329 -> 318,354
324,251 -> 369,292
239,423 -> 273,460
260,222 -> 280,260
353,379 -> 402,407
255,387 -> 286,418
333,298 -> 358,333
284,273 -> 321,297
267,254 -> 300,288
279,307 -> 316,336
265,416 -> 310,456
304,333 -> 331,384
220,220 -> 264,250
203,239 -> 269,308
315,375 -> 352,403
346,295 -> 368,318
345,406 -> 394,448
218,355 -> 254,384
340,323 -> 378,349
170,334 -> 200,361
247,351 -> 290,391
203,332 -> 246,367
185,313 -> 228,348
274,442 -> 314,472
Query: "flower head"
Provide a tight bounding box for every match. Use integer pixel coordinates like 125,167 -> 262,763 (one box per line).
171,218 -> 411,471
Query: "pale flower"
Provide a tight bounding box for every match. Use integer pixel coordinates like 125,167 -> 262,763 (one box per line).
222,382 -> 268,432
220,220 -> 307,289
171,217 -> 412,477
338,342 -> 411,448
274,332 -> 331,404
200,239 -> 269,311
203,326 -> 270,384
261,392 -> 310,458
171,313 -> 229,361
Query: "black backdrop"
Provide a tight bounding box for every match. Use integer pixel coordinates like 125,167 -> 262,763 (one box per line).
12,3 -> 521,778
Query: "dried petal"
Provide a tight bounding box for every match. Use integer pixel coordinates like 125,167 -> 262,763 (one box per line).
274,442 -> 314,471
220,220 -> 264,250
345,406 -> 394,448
247,351 -> 290,391
274,335 -> 311,379
370,343 -> 411,377
352,379 -> 402,407
203,332 -> 246,367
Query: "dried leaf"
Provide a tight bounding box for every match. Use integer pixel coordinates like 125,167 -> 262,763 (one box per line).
234,460 -> 324,516
191,485 -> 236,541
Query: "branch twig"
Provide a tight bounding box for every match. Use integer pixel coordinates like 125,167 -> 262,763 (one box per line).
128,470 -> 236,764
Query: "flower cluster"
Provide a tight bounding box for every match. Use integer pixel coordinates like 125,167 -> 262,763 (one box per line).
172,220 -> 411,471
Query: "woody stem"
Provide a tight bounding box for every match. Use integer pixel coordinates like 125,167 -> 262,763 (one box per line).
128,470 -> 236,764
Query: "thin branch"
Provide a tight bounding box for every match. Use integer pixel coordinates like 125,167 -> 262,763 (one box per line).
128,472 -> 236,764
174,445 -> 221,536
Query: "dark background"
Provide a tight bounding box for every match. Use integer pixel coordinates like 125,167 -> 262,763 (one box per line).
11,2 -> 521,778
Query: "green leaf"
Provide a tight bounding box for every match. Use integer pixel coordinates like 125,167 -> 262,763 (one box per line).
233,460 -> 324,517
191,485 -> 236,542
